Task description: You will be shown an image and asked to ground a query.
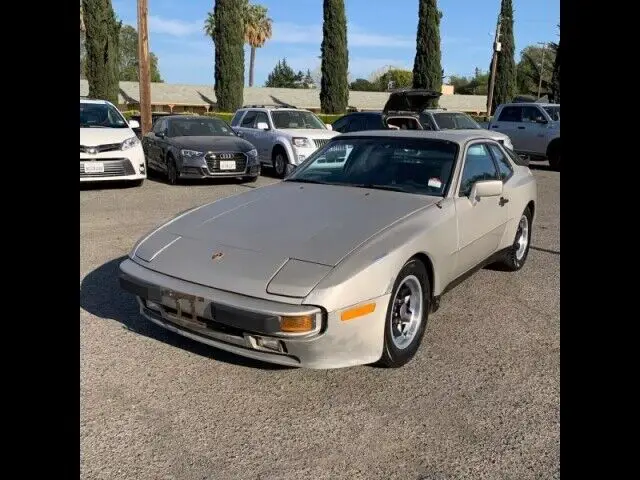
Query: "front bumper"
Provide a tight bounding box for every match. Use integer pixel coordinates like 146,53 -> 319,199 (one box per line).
178,164 -> 260,179
119,258 -> 388,369
80,145 -> 146,182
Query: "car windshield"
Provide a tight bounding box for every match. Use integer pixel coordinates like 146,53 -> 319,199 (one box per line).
168,118 -> 235,137
431,112 -> 481,130
543,106 -> 560,121
80,102 -> 128,128
271,110 -> 326,129
285,137 -> 459,197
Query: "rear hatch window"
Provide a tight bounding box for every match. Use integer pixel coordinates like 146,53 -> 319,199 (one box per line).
382,89 -> 442,114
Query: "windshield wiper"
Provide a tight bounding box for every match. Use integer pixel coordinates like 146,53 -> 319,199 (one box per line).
284,178 -> 331,185
354,184 -> 406,192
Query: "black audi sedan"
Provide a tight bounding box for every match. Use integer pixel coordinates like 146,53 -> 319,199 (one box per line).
142,115 -> 261,185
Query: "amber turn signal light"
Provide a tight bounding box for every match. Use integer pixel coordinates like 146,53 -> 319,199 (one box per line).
280,314 -> 315,333
341,303 -> 376,322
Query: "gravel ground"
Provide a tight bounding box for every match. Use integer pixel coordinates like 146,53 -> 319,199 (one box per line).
80,167 -> 560,480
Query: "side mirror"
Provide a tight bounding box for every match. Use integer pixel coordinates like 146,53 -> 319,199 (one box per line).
285,164 -> 297,176
325,124 -> 333,131
256,122 -> 270,130
128,119 -> 140,129
469,180 -> 503,205
157,131 -> 165,138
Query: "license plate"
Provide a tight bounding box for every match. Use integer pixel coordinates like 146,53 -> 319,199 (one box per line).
219,160 -> 236,170
84,162 -> 104,173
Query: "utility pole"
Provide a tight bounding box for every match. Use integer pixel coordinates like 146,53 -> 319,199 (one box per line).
137,0 -> 152,135
486,15 -> 502,118
537,42 -> 547,99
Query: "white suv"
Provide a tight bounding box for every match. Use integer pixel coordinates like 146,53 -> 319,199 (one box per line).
80,98 -> 147,186
230,105 -> 339,178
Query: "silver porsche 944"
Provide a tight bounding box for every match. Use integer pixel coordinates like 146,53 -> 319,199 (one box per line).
119,130 -> 537,369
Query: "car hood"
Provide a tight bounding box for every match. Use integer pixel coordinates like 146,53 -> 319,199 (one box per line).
169,136 -> 255,152
276,129 -> 340,139
80,127 -> 136,145
133,182 -> 439,299
382,89 -> 442,115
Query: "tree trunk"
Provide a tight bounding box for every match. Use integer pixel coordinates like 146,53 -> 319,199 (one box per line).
249,46 -> 256,87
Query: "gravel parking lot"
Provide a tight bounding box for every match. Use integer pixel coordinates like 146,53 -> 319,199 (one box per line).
80,167 -> 559,480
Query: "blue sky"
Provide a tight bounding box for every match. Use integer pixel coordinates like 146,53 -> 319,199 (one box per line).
113,0 -> 559,86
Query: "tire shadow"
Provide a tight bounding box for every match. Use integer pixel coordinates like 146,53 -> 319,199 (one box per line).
80,256 -> 292,370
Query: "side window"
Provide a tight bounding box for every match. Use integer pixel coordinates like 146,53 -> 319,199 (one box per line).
365,115 -> 384,130
153,119 -> 167,134
230,111 -> 245,127
522,106 -> 546,123
497,106 -> 522,122
488,144 -> 514,181
347,116 -> 366,132
241,110 -> 258,128
458,143 -> 500,197
254,111 -> 269,128
332,116 -> 350,132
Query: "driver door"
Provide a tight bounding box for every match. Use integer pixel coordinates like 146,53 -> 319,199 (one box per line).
453,142 -> 509,277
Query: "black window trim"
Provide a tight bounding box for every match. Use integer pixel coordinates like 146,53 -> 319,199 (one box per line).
240,109 -> 260,128
487,142 -> 514,183
455,140 -> 502,198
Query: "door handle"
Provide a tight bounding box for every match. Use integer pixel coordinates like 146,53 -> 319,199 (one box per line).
499,196 -> 509,206
517,126 -> 525,130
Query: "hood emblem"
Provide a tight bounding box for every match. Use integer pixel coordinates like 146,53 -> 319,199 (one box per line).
211,251 -> 224,261
219,153 -> 234,159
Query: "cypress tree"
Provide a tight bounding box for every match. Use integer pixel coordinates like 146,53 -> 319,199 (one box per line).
82,0 -> 121,104
320,0 -> 348,114
214,0 -> 244,112
551,39 -> 560,103
491,0 -> 516,111
412,0 -> 442,107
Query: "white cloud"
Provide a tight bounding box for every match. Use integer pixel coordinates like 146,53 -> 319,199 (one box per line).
271,22 -> 416,48
148,15 -> 202,37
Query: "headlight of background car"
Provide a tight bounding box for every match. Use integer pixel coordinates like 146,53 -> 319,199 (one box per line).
292,137 -> 312,148
121,136 -> 140,150
246,148 -> 258,164
180,149 -> 205,159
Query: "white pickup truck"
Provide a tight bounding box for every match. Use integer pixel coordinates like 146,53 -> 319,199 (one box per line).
488,102 -> 560,170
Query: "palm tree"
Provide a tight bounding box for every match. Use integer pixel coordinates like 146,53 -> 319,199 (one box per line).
204,1 -> 272,87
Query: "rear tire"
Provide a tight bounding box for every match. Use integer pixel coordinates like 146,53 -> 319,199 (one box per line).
499,207 -> 533,271
548,145 -> 560,171
377,258 -> 430,368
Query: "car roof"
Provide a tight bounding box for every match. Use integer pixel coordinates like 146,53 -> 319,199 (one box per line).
337,129 -> 497,144
162,115 -> 221,121
238,106 -> 309,112
80,98 -> 110,105
501,102 -> 559,108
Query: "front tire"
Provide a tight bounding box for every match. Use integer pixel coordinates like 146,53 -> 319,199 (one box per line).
377,259 -> 430,368
548,145 -> 560,171
167,156 -> 179,185
273,149 -> 288,178
499,207 -> 533,271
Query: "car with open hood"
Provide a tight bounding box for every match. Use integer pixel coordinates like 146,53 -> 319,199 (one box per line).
119,130 -> 537,370
142,115 -> 261,185
376,89 -> 515,151
80,98 -> 146,186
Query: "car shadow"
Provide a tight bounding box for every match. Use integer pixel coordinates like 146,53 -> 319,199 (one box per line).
80,181 -> 140,191
80,256 -> 293,370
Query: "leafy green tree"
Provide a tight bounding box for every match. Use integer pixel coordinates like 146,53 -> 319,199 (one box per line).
214,0 -> 245,111
490,0 -> 517,110
205,1 -> 272,87
412,0 -> 442,107
378,69 -> 413,91
516,44 -> 556,97
264,59 -> 299,88
118,25 -> 163,82
349,78 -> 377,91
82,0 -> 121,103
320,0 -> 349,113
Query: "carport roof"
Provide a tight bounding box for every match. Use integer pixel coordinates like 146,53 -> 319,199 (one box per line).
79,79 -> 488,113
